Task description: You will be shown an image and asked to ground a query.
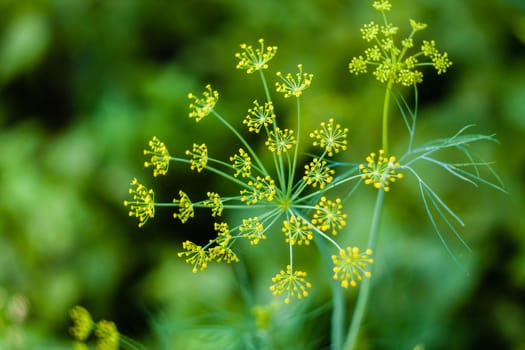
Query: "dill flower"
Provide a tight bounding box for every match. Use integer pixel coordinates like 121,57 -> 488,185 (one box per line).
209,245 -> 240,263
214,222 -> 232,247
203,191 -> 223,217
94,320 -> 119,350
235,38 -> 278,74
312,197 -> 348,235
244,100 -> 275,133
331,247 -> 374,288
173,190 -> 194,223
421,40 -> 453,74
372,0 -> 391,11
359,149 -> 403,192
186,143 -> 208,172
282,215 -> 313,246
124,178 -> 155,228
266,128 -> 296,155
178,240 -> 209,273
144,136 -> 170,177
188,84 -> 219,122
275,64 -> 314,98
303,158 -> 335,189
230,148 -> 252,178
240,217 -> 266,245
310,118 -> 349,157
269,265 -> 312,304
69,306 -> 94,342
361,21 -> 380,41
349,1 -> 452,86
240,176 -> 276,204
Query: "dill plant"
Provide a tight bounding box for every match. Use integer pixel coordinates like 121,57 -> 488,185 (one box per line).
121,1 -> 504,349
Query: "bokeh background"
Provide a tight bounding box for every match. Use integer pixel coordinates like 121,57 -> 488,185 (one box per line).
1,0 -> 524,349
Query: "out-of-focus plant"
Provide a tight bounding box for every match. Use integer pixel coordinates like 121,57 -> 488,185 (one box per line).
123,1 -> 505,349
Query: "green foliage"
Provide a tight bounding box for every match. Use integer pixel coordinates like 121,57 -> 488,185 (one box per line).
1,0 -> 524,349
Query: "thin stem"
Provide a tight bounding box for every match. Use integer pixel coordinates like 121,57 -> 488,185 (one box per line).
343,189 -> 385,350
288,97 -> 301,195
259,69 -> 272,103
382,80 -> 393,154
315,235 -> 345,350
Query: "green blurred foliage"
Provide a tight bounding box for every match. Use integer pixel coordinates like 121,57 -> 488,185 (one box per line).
0,0 -> 524,349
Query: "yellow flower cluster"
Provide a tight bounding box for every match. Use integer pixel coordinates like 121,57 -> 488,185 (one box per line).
203,191 -> 223,217
173,190 -> 194,223
331,247 -> 374,288
178,224 -> 239,273
359,149 -> 403,192
310,118 -> 349,157
144,136 -> 170,177
348,0 -> 452,86
244,100 -> 275,133
240,217 -> 266,245
188,84 -> 219,122
312,197 -> 348,235
303,158 -> 335,189
230,148 -> 252,178
282,215 -> 314,246
123,178 -> 155,227
275,64 -> 314,98
186,143 -> 208,172
235,38 -> 278,74
69,306 -> 119,350
269,265 -> 312,304
265,128 -> 296,155
240,176 -> 276,204
178,241 -> 209,273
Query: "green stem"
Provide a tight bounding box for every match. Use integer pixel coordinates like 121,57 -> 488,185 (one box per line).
315,233 -> 345,350
343,189 -> 385,350
259,69 -> 272,102
382,80 -> 393,154
288,97 -> 301,195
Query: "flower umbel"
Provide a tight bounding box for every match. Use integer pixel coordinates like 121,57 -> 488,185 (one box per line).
144,136 -> 170,176
349,1 -> 452,86
230,148 -> 252,178
303,158 -> 335,189
240,176 -> 276,205
359,149 -> 403,192
186,143 -> 208,172
332,247 -> 374,288
266,128 -> 296,155
124,178 -> 155,227
310,118 -> 349,157
282,215 -> 314,246
240,217 -> 266,245
178,240 -> 209,273
235,38 -> 278,74
312,197 -> 348,236
275,64 -> 314,98
269,265 -> 312,304
69,306 -> 121,350
188,84 -> 219,122
94,320 -> 119,350
244,100 -> 275,133
173,190 -> 194,223
69,306 -> 94,342
203,191 -> 223,217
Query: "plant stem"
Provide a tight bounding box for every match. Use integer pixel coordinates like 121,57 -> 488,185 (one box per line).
343,189 -> 385,350
382,80 -> 394,154
315,235 -> 345,350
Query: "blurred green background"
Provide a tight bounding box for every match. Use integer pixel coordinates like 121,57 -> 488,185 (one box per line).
1,0 -> 524,349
